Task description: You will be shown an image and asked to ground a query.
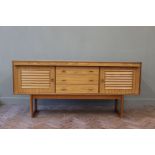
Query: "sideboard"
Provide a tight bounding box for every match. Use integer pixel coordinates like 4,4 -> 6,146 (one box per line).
13,61 -> 141,117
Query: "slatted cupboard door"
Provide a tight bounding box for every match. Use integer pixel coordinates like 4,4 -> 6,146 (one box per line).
13,66 -> 55,94
100,67 -> 141,95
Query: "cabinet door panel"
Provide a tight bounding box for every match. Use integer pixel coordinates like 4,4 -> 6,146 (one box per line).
100,67 -> 140,95
14,66 -> 55,94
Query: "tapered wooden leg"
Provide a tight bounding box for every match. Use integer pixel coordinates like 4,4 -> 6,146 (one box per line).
30,95 -> 34,117
119,96 -> 124,118
114,99 -> 118,112
34,99 -> 38,112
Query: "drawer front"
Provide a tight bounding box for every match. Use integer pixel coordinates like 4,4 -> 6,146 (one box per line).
56,75 -> 98,85
56,67 -> 99,93
100,67 -> 140,95
56,67 -> 99,75
56,85 -> 98,93
14,66 -> 55,94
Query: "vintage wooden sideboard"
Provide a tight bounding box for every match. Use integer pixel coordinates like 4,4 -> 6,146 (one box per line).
13,61 -> 141,117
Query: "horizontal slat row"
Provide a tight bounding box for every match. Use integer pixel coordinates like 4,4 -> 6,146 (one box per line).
21,69 -> 51,89
21,70 -> 50,73
105,87 -> 132,90
105,79 -> 133,82
104,71 -> 133,90
105,71 -> 133,75
105,82 -> 132,85
21,85 -> 50,88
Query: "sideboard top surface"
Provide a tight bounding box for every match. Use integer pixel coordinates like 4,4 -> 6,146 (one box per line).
13,60 -> 141,67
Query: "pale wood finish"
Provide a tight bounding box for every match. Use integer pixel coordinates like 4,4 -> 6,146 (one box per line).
13,66 -> 55,94
32,94 -> 123,99
100,67 -> 140,95
56,67 -> 98,85
13,61 -> 141,67
56,85 -> 98,93
30,95 -> 34,117
56,75 -> 98,85
56,66 -> 99,75
30,94 -> 124,117
56,67 -> 99,93
12,61 -> 141,118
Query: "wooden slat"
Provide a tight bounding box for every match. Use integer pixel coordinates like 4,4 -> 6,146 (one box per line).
22,73 -> 50,76
22,83 -> 50,86
21,81 -> 50,84
105,79 -> 133,82
105,74 -> 133,76
21,76 -> 49,79
105,77 -> 133,80
105,71 -> 133,74
22,86 -> 50,89
21,79 -> 50,81
105,85 -> 132,87
105,87 -> 132,90
105,82 -> 132,85
22,70 -> 50,73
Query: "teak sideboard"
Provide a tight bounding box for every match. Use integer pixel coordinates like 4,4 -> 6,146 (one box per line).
13,61 -> 142,118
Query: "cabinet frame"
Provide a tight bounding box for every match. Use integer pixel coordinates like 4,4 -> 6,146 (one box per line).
12,61 -> 142,118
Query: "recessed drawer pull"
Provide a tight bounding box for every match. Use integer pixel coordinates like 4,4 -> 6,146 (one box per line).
50,79 -> 54,82
62,70 -> 66,73
62,79 -> 66,81
89,70 -> 94,73
88,89 -> 93,91
101,79 -> 104,82
61,88 -> 67,91
89,79 -> 94,82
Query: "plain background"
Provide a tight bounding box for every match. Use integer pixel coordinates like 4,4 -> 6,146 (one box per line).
0,26 -> 155,103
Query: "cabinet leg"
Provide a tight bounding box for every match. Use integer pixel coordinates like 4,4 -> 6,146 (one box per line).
34,99 -> 38,112
114,99 -> 118,112
119,96 -> 124,118
30,95 -> 34,118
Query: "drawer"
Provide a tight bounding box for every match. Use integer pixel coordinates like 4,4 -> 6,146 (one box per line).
56,67 -> 99,85
56,67 -> 99,75
56,85 -> 98,93
56,74 -> 98,85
